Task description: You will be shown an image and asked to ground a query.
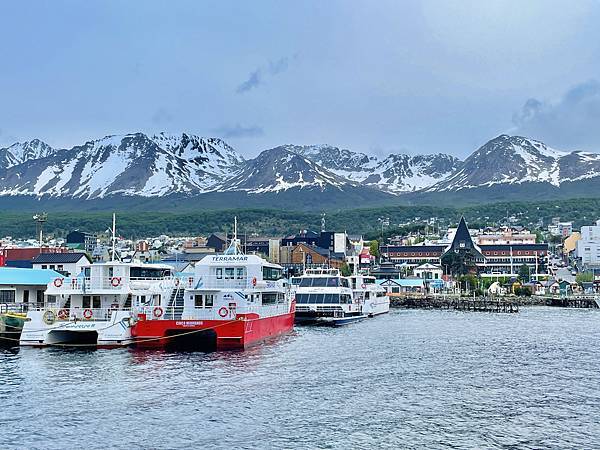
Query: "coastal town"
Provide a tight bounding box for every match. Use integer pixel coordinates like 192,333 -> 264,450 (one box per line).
0,213 -> 598,314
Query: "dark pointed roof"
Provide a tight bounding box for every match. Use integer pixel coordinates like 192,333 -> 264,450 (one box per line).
444,216 -> 484,259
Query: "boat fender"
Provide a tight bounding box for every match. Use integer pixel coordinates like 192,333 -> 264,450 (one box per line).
111,277 -> 122,287
153,307 -> 163,318
83,309 -> 93,320
252,277 -> 257,287
43,310 -> 56,325
53,278 -> 64,288
58,309 -> 69,320
218,306 -> 229,317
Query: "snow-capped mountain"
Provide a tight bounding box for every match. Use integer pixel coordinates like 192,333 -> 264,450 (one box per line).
0,139 -> 56,168
292,144 -> 461,194
0,133 -> 244,198
426,135 -> 600,192
216,146 -> 352,194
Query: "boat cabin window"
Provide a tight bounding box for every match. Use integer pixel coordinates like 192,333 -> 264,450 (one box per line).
296,293 -> 350,304
129,267 -> 172,279
299,277 -> 340,288
93,296 -> 101,308
194,294 -> 215,308
83,295 -> 91,308
290,278 -> 301,285
262,266 -> 282,281
341,279 -> 350,288
216,268 -> 223,279
262,293 -> 277,304
225,268 -> 235,279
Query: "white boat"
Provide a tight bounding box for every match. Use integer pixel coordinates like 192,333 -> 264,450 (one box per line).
20,261 -> 176,348
350,274 -> 390,317
294,268 -> 366,326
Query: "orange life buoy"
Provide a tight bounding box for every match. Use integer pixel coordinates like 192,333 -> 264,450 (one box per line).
111,276 -> 121,287
53,278 -> 63,288
153,306 -> 163,318
252,277 -> 257,287
83,309 -> 93,319
218,306 -> 229,317
58,308 -> 69,319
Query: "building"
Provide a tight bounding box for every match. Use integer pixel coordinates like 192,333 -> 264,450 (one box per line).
282,230 -> 350,256
0,267 -> 62,305
66,230 -> 97,253
31,253 -> 91,277
576,220 -> 600,269
280,242 -> 345,274
381,217 -> 549,278
413,263 -> 443,280
0,247 -> 70,267
548,221 -> 573,238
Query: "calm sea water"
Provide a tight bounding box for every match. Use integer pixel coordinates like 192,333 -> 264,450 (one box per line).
2,307 -> 600,449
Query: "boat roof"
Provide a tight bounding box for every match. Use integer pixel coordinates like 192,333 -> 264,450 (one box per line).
83,261 -> 173,269
199,253 -> 282,269
0,267 -> 63,286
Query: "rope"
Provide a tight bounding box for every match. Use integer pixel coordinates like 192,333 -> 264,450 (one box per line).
0,319 -> 239,347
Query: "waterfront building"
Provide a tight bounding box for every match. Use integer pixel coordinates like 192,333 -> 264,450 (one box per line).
31,253 -> 91,277
380,217 -> 549,278
0,267 -> 62,305
66,230 -> 97,253
576,220 -> 600,269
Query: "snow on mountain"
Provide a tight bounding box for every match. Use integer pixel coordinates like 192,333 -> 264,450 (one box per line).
426,135 -> 600,192
0,133 -> 245,198
0,139 -> 56,168
216,146 -> 351,194
292,144 -> 461,194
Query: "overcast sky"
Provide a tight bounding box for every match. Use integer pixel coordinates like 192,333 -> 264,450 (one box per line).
1,0 -> 600,158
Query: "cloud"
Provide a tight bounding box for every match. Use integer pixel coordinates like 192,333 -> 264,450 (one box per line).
512,80 -> 600,151
151,107 -> 174,124
236,70 -> 262,94
212,124 -> 264,139
235,55 -> 295,94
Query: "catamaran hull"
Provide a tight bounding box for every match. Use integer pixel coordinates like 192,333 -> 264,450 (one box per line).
295,313 -> 367,326
132,312 -> 295,350
19,311 -> 134,348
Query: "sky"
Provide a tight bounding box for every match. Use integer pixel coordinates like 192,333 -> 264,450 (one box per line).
1,0 -> 600,159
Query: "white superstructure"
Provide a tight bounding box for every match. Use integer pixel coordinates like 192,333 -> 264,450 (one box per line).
294,268 -> 366,325
20,261 -> 176,347
350,274 -> 390,317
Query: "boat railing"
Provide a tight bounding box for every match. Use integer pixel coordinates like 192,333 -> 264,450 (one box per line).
47,276 -> 180,292
136,301 -> 292,321
0,302 -> 30,314
29,306 -> 130,322
193,275 -> 284,290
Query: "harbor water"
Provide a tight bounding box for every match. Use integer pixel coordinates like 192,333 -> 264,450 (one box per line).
2,307 -> 600,449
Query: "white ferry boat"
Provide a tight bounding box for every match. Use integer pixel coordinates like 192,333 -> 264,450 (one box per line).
294,268 -> 366,326
20,261 -> 176,348
350,274 -> 390,317
132,237 -> 295,350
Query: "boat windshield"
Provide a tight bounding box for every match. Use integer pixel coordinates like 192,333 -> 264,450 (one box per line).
295,293 -> 352,304
299,277 -> 340,288
130,267 -> 172,279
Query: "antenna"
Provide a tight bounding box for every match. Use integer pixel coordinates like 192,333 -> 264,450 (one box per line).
112,213 -> 117,262
33,212 -> 48,250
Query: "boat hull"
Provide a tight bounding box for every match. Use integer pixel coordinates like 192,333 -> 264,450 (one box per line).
295,312 -> 367,326
132,312 -> 295,350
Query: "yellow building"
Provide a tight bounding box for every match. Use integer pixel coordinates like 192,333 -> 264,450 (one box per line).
563,231 -> 581,255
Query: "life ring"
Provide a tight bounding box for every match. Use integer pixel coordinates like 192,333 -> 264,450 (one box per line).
218,306 -> 229,317
252,277 -> 257,287
153,307 -> 163,318
43,310 -> 56,325
361,283 -> 366,289
58,309 -> 69,320
111,277 -> 121,287
83,309 -> 93,320
53,278 -> 63,288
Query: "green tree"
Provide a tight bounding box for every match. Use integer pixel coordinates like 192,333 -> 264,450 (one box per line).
576,272 -> 594,283
369,240 -> 380,258
340,262 -> 352,277
518,264 -> 530,283
441,251 -> 478,277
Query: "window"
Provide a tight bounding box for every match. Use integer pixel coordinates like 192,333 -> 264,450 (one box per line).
205,294 -> 214,307
129,267 -> 172,279
195,295 -> 203,307
0,290 -> 15,303
23,290 -> 29,303
216,268 -> 223,279
92,296 -> 101,309
262,266 -> 282,281
41,265 -> 47,269
236,268 -> 245,279
83,296 -> 91,308
262,293 -> 278,304
225,268 -> 235,279
58,265 -> 64,271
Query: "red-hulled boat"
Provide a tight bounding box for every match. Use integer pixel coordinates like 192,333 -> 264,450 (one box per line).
131,235 -> 295,350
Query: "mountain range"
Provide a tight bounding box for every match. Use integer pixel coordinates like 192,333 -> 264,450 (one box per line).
0,132 -> 599,210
